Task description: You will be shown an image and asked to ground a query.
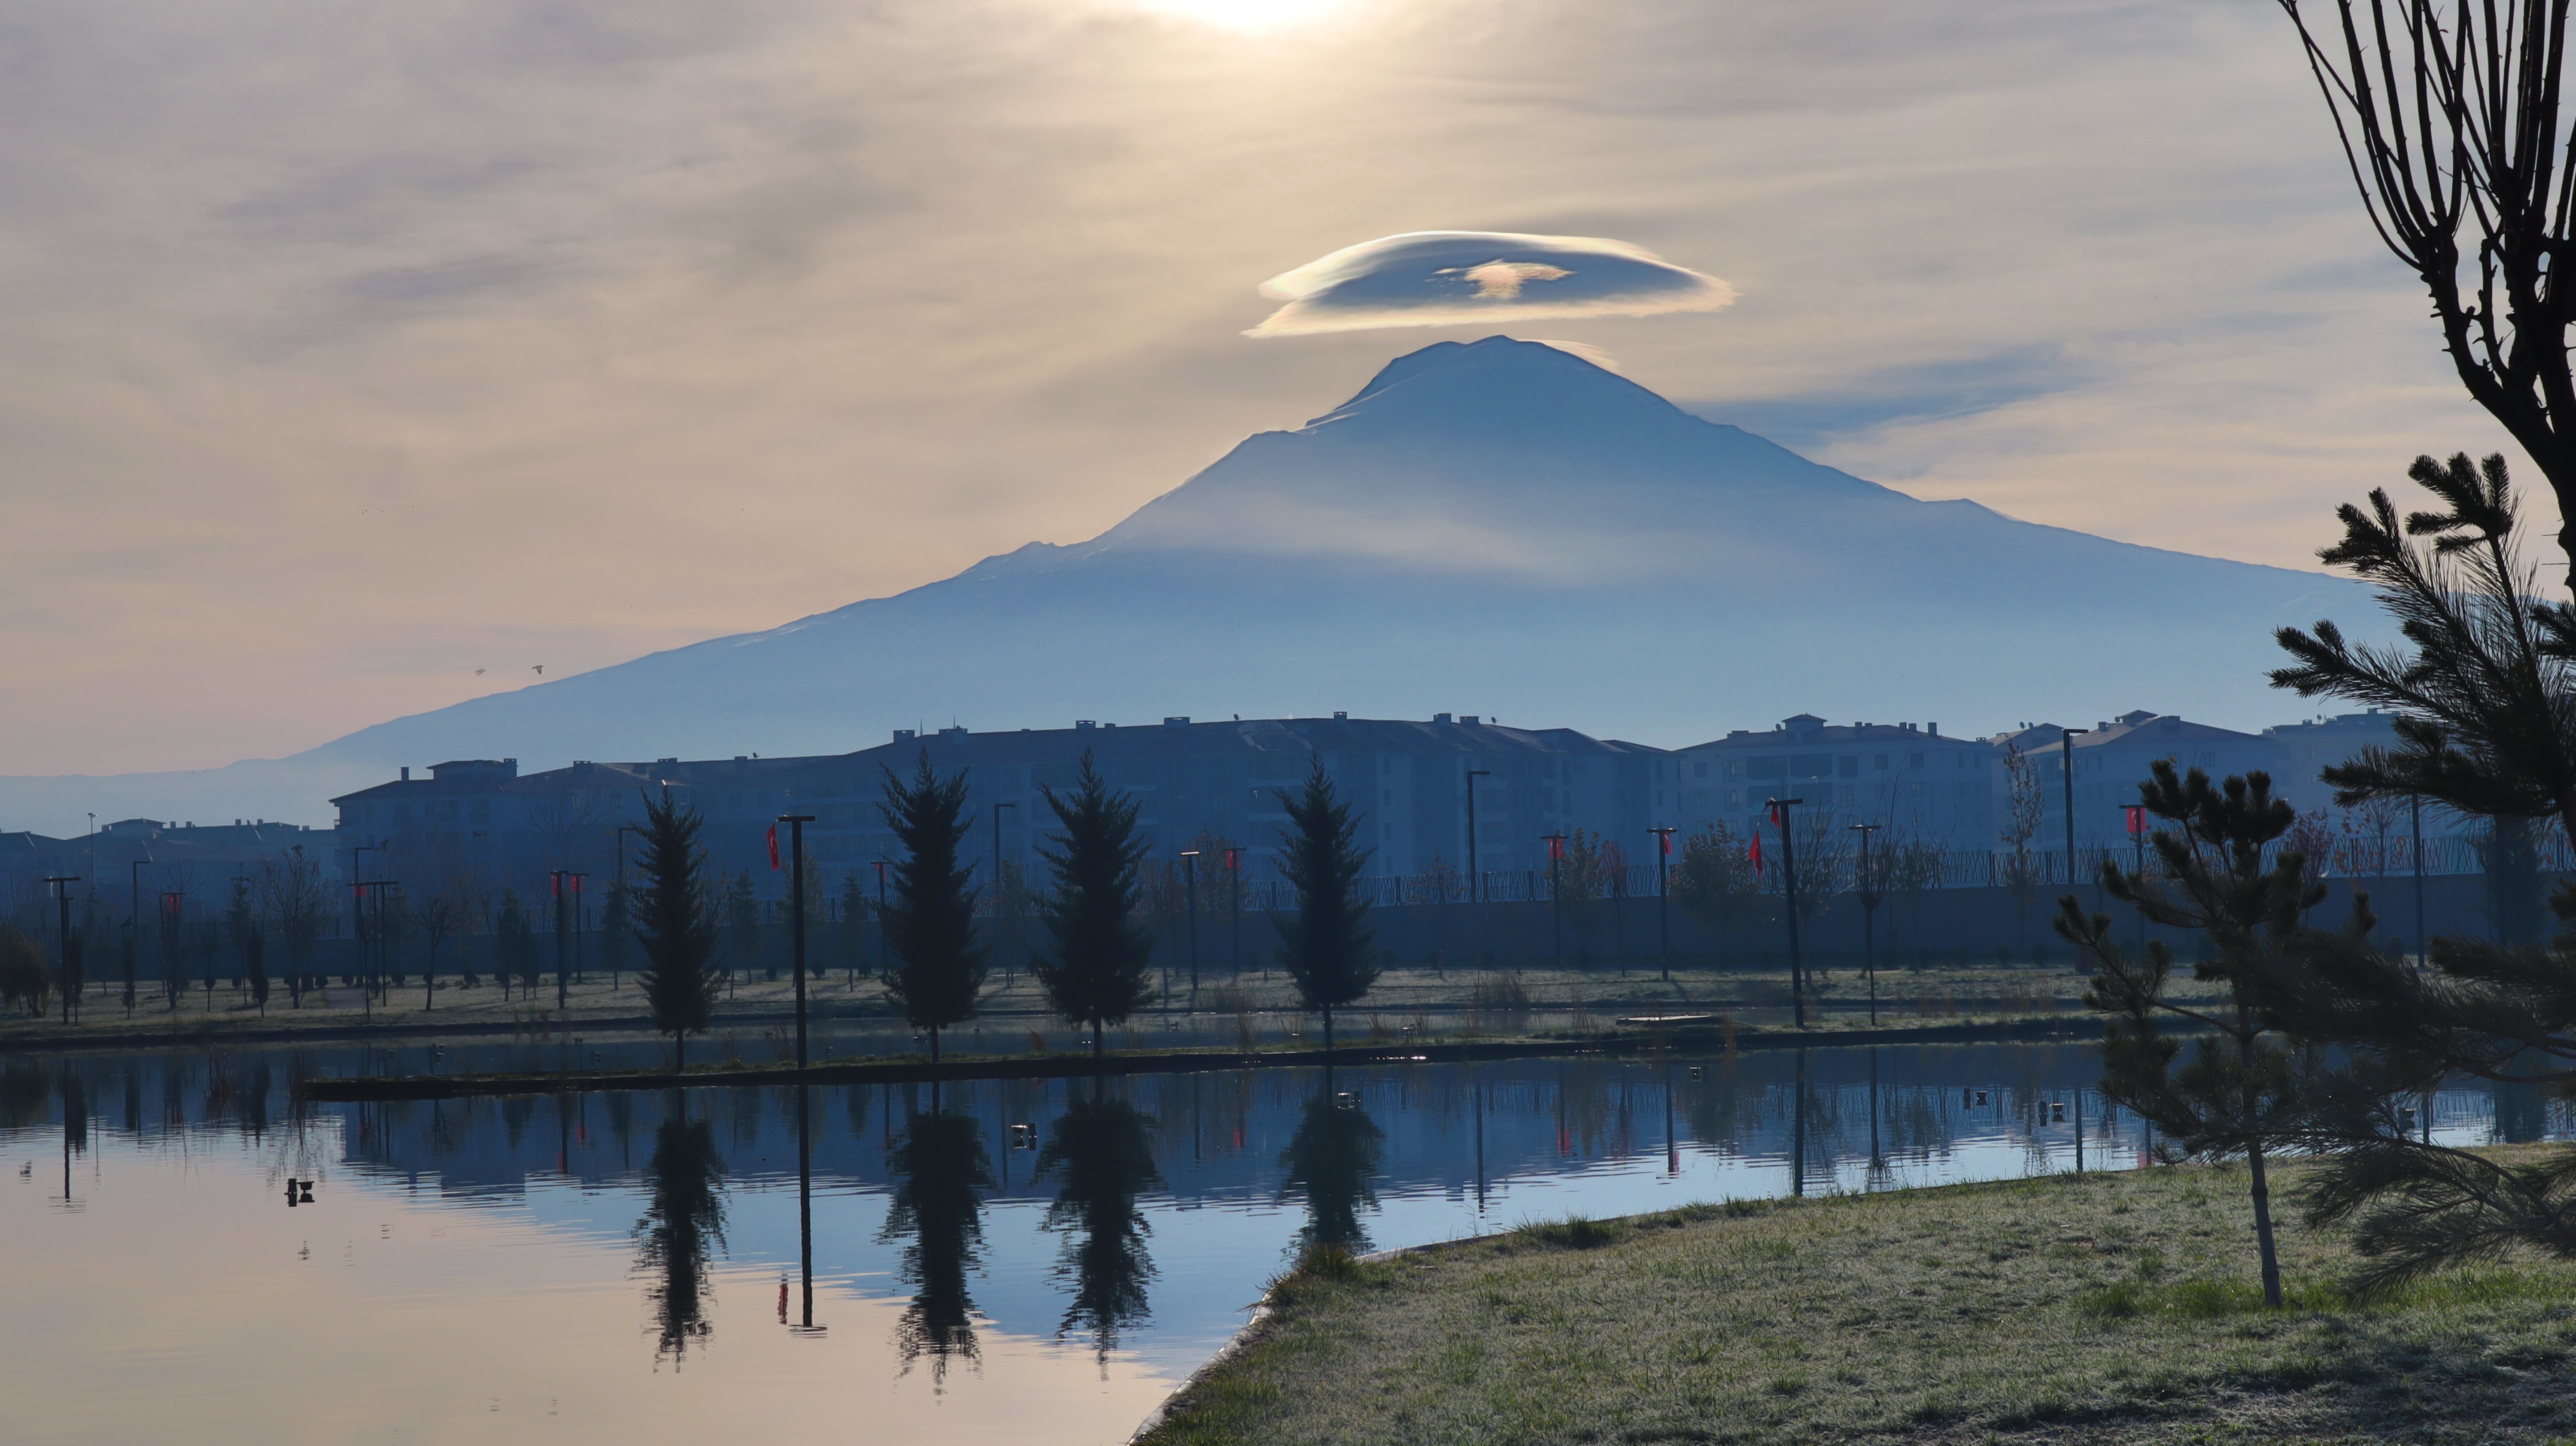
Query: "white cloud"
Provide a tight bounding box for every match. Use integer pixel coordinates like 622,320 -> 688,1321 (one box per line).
1246,231 -> 1735,336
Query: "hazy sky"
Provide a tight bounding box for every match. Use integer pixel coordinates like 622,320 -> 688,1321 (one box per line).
0,0 -> 2515,777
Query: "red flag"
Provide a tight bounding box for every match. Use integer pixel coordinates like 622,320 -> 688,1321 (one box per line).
767,823 -> 781,871
1748,830 -> 1764,877
1548,835 -> 1565,863
2122,804 -> 2146,837
1659,831 -> 1672,857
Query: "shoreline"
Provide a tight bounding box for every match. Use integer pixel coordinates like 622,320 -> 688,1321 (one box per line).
291,1015 -> 2104,1100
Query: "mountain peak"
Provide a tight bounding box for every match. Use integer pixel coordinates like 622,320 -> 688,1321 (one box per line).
1311,335 -> 1679,431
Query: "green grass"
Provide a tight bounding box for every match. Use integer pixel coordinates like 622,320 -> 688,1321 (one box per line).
1139,1159 -> 2576,1445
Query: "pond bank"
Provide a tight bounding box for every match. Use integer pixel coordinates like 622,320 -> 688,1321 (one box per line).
1134,1157 -> 2576,1445
296,1015 -> 2105,1100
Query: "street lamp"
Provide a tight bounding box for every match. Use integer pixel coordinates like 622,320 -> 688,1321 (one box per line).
1850,823 -> 1880,1026
549,870 -> 586,1010
2122,803 -> 2148,951
1224,846 -> 1243,980
1649,826 -> 1676,983
41,875 -> 79,1021
1464,769 -> 1492,903
1542,832 -> 1567,968
1766,798 -> 1808,1029
778,814 -> 816,1069
2060,729 -> 2090,890
1179,849 -> 1202,1000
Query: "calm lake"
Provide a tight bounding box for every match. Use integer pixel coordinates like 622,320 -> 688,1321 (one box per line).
3,1038 -> 2557,1445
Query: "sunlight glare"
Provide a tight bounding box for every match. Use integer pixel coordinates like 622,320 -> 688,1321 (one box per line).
1115,0 -> 1354,32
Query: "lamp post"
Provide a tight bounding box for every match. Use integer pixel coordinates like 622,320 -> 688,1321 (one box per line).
162,890 -> 185,1012
549,870 -> 585,1010
350,842 -> 376,997
1179,849 -> 1202,1001
2123,803 -> 2148,950
2410,794 -> 2427,970
1650,826 -> 1675,983
1541,832 -> 1567,967
871,857 -> 891,982
1768,798 -> 1808,1029
990,800 -> 1016,893
1850,823 -> 1880,1026
2060,729 -> 2090,890
1464,769 -> 1492,903
1224,846 -> 1242,980
779,814 -> 815,1069
41,875 -> 79,1019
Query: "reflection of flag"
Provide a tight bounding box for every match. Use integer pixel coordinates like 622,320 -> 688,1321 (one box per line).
1749,831 -> 1764,877
767,823 -> 781,871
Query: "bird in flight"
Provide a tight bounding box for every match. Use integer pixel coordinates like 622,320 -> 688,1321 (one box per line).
474,668 -> 485,676
532,665 -> 545,675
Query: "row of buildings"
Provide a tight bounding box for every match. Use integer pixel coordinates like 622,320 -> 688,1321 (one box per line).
302,706 -> 2403,904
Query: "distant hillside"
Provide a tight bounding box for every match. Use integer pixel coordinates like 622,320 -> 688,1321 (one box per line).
0,337 -> 2368,832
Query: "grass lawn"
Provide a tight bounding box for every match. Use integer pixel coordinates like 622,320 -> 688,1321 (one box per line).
1139,1157 -> 2576,1445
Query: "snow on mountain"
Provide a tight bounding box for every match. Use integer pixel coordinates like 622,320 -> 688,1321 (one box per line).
0,337 -> 2366,832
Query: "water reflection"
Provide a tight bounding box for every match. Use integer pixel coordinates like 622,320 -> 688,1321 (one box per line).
1037,1088 -> 1163,1361
883,1103 -> 993,1382
633,1102 -> 729,1367
1279,1079 -> 1384,1254
12,1040 -> 2576,1446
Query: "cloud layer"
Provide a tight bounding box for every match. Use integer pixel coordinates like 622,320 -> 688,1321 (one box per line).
1246,231 -> 1735,336
0,0 -> 2524,800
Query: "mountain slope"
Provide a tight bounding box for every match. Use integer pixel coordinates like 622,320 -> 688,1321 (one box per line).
1,337 -> 2368,831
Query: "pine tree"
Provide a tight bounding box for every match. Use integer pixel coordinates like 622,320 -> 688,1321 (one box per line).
632,788 -> 722,1071
226,874 -> 268,1018
1031,752 -> 1156,1060
496,890 -> 539,999
878,752 -> 984,1063
839,873 -> 869,987
598,878 -> 632,990
2264,451 -> 2576,1285
2055,762 -> 2336,1309
1273,755 -> 1377,1052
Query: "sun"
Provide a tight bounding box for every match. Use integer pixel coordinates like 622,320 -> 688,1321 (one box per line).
1115,0 -> 1352,31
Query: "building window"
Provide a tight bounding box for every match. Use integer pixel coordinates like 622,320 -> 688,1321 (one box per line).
1693,761 -> 1708,778
1874,754 -> 1889,770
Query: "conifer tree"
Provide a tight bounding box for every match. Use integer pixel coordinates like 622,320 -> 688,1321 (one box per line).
632,789 -> 722,1071
2266,451 -> 2576,1285
1274,755 -> 1377,1052
496,889 -> 539,999
879,751 -> 984,1063
226,874 -> 268,1018
1032,752 -> 1156,1060
2056,762 -> 2338,1308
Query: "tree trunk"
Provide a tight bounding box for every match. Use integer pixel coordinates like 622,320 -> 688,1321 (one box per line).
2239,1007 -> 2284,1307
2248,1136 -> 2284,1308
1093,1019 -> 1104,1063
674,1033 -> 686,1075
930,1026 -> 941,1065
1322,1006 -> 1334,1054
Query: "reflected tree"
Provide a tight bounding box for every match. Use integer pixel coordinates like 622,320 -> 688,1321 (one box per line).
632,1106 -> 730,1367
1037,1091 -> 1163,1361
1279,1082 -> 1384,1255
881,1106 -> 994,1383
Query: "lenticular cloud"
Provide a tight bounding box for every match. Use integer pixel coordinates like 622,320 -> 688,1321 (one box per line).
1246,231 -> 1735,337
